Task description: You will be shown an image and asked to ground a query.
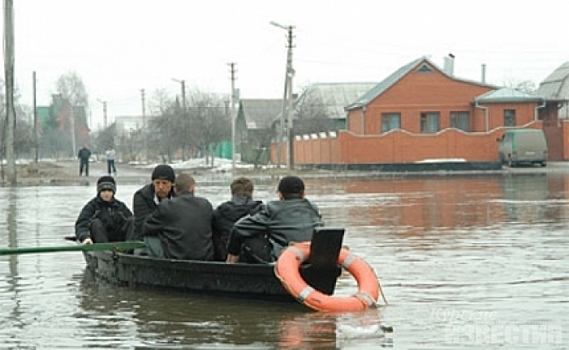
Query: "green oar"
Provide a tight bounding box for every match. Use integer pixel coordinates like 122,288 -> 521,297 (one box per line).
0,241 -> 145,256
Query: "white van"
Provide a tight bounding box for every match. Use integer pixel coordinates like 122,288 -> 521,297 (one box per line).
497,129 -> 547,167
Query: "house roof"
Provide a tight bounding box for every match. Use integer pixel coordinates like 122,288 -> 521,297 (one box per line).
294,82 -> 377,119
345,56 -> 496,110
535,61 -> 569,102
536,61 -> 569,118
240,99 -> 282,129
474,87 -> 544,103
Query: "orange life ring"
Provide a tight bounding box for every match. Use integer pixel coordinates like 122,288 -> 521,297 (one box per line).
275,242 -> 380,312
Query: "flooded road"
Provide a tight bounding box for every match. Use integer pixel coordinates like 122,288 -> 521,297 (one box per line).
1,173 -> 567,349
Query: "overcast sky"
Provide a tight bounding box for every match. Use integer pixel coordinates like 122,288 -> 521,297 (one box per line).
4,0 -> 568,130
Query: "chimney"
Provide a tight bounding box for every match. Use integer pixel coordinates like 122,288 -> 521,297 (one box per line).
481,64 -> 487,84
443,53 -> 455,76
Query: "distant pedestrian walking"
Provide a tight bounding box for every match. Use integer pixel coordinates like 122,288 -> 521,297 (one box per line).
106,146 -> 117,175
77,144 -> 91,176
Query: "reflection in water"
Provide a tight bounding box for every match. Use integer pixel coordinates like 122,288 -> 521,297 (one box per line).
76,269 -> 390,348
1,174 -> 568,349
320,173 -> 569,232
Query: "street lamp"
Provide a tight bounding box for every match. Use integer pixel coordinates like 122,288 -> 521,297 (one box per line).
270,21 -> 295,170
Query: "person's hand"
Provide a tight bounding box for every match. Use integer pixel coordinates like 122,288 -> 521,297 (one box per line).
226,254 -> 239,264
82,238 -> 93,245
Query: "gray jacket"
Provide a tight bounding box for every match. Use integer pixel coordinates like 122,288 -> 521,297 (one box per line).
227,198 -> 323,259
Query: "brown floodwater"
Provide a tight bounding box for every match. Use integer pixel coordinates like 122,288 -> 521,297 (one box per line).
1,172 -> 567,349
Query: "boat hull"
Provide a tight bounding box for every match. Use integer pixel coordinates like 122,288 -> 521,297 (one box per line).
83,250 -> 294,302
82,227 -> 346,304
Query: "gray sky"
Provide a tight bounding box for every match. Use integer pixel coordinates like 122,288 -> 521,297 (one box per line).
4,0 -> 568,130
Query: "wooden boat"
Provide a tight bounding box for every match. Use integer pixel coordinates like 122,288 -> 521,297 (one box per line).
82,227 -> 346,303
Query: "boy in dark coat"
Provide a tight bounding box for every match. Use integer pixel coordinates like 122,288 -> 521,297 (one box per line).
211,177 -> 263,261
75,176 -> 134,244
142,173 -> 214,260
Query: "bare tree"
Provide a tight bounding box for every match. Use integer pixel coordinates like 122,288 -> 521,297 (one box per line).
502,78 -> 537,94
147,89 -> 177,163
142,88 -> 230,165
293,88 -> 334,135
93,123 -> 117,160
0,80 -> 35,160
55,71 -> 89,156
56,71 -> 88,105
186,90 -> 230,165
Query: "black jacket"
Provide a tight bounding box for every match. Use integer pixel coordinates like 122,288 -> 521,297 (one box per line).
211,195 -> 263,261
77,147 -> 91,161
142,191 -> 214,260
227,198 -> 323,259
75,196 -> 133,242
132,183 -> 174,240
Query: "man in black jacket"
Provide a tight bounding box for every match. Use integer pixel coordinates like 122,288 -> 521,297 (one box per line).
211,177 -> 263,261
226,175 -> 323,264
77,144 -> 91,176
75,176 -> 134,244
132,164 -> 176,240
142,173 -> 214,260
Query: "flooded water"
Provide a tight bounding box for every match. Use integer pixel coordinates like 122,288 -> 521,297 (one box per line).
1,173 -> 567,349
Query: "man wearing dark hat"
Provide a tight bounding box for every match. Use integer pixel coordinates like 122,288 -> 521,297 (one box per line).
226,175 -> 323,264
75,176 -> 134,244
132,164 -> 176,241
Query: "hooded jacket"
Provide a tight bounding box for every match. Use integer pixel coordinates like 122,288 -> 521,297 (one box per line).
211,195 -> 263,261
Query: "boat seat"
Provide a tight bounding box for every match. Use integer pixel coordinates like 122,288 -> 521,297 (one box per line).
300,227 -> 345,295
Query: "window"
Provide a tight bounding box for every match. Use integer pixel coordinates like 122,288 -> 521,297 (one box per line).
504,110 -> 516,126
450,111 -> 470,131
381,113 -> 401,132
420,112 -> 440,132
417,64 -> 434,73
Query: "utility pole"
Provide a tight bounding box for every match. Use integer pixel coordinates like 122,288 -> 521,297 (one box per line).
181,80 -> 186,110
33,71 -> 38,163
103,102 -> 107,128
228,62 -> 237,171
171,78 -> 187,161
97,99 -> 108,128
141,89 -> 147,162
4,0 -> 16,184
172,78 -> 186,111
70,104 -> 77,156
285,25 -> 295,170
271,21 -> 295,170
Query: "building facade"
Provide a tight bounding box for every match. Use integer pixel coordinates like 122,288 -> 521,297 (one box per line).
277,57 -> 568,168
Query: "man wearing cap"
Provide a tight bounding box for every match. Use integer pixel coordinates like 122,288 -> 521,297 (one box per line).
132,164 -> 176,241
75,176 -> 134,244
142,173 -> 214,260
226,175 -> 323,264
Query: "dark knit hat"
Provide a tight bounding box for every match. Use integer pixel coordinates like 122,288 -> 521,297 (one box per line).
97,176 -> 116,194
151,164 -> 175,182
277,175 -> 305,194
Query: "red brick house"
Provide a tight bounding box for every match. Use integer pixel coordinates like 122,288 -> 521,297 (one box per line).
278,56 -> 567,169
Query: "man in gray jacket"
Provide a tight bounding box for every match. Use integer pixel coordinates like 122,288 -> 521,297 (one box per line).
226,175 -> 323,264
